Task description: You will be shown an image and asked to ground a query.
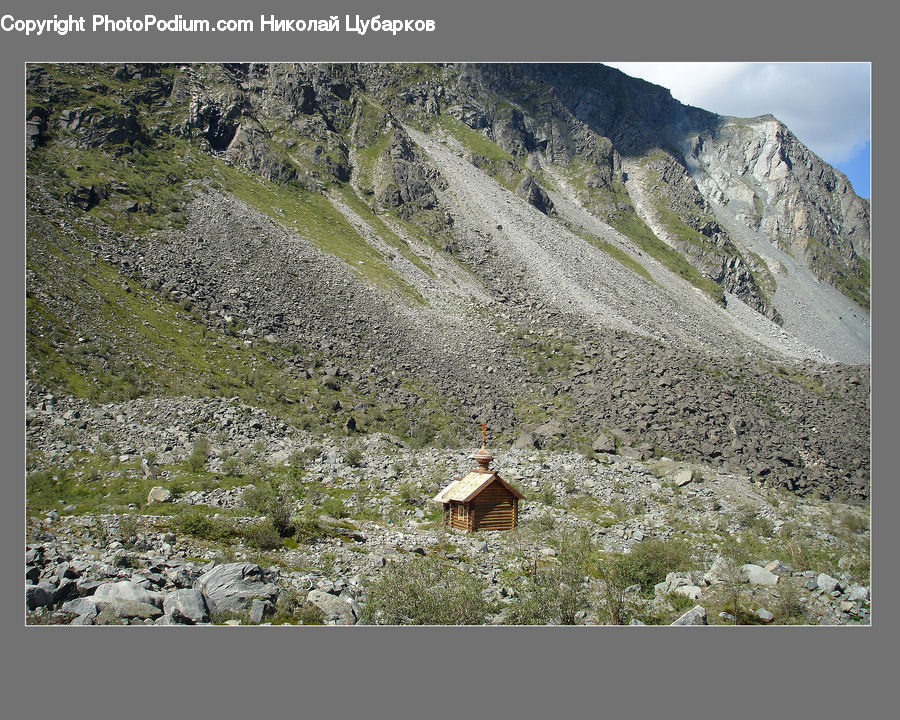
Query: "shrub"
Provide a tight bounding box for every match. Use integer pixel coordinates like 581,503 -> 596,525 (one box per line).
118,515 -> 139,547
773,579 -> 808,624
242,485 -> 274,514
407,426 -> 433,450
509,529 -> 594,625
345,444 -> 364,468
360,556 -> 489,625
320,496 -> 349,519
269,499 -> 295,537
173,509 -> 233,542
221,457 -> 243,477
241,520 -> 283,551
623,538 -> 693,596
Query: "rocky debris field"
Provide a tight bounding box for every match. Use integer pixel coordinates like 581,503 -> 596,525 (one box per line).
29,185 -> 870,502
27,392 -> 870,626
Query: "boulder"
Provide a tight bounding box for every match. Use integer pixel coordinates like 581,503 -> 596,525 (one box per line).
163,588 -> 209,624
816,573 -> 841,594
673,585 -> 703,601
96,600 -> 162,620
703,556 -> 729,584
195,562 -> 279,614
764,560 -> 793,576
756,608 -> 775,622
514,431 -> 538,450
670,605 -> 708,626
93,581 -> 163,608
741,564 -> 779,586
307,589 -> 356,625
26,585 -> 53,611
674,469 -> 693,487
249,598 -> 274,624
61,597 -> 99,620
591,431 -> 616,454
147,486 -> 172,503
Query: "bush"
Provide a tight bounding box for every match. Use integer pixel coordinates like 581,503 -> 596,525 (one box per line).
221,457 -> 243,477
320,496 -> 348,519
510,529 -> 594,625
360,556 -> 489,625
242,485 -> 273,514
118,515 -> 139,547
173,509 -> 233,542
623,538 -> 693,596
345,444 -> 364,468
269,499 -> 295,537
241,520 -> 283,551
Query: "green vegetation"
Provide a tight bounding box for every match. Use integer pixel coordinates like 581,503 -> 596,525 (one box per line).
360,555 -> 490,624
804,237 -> 870,310
608,209 -> 724,303
569,226 -> 653,282
334,185 -> 434,278
216,164 -> 424,303
429,114 -> 524,191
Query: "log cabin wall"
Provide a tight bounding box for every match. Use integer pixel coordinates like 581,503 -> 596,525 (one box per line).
470,479 -> 518,531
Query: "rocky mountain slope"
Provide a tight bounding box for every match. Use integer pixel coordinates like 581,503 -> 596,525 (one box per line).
25,63 -> 870,624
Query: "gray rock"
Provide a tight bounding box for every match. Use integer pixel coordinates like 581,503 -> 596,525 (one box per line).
26,585 -> 53,611
93,581 -> 163,608
591,431 -> 616,454
703,556 -> 729,584
673,585 -> 703,601
96,600 -> 163,620
195,562 -> 279,614
816,573 -> 841,594
847,584 -> 869,602
670,605 -> 708,626
147,486 -> 172,503
764,560 -> 793,576
69,612 -> 97,626
756,608 -> 774,622
249,599 -> 274,624
307,589 -> 356,625
163,588 -> 209,624
674,468 -> 693,487
741,564 -> 779,586
61,597 -> 99,618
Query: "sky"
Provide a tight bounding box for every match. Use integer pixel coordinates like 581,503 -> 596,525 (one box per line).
604,62 -> 871,199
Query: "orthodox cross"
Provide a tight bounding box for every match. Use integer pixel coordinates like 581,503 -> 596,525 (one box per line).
480,422 -> 488,445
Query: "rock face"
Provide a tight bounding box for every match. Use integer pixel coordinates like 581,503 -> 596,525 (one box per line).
686,115 -> 870,271
195,563 -> 280,614
515,173 -> 555,215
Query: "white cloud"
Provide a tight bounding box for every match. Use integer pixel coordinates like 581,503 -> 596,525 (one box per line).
604,62 -> 870,165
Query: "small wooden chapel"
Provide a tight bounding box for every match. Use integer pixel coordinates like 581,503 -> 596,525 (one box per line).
432,424 -> 524,532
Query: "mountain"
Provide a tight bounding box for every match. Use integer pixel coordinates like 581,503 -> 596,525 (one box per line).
25,62 -> 870,502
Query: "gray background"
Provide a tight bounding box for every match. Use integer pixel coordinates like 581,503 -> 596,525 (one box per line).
4,0 -> 892,716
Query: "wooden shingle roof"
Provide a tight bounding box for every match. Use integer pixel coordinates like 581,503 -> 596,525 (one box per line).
432,470 -> 525,504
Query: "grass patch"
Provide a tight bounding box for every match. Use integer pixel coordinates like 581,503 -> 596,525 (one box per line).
609,210 -> 723,303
